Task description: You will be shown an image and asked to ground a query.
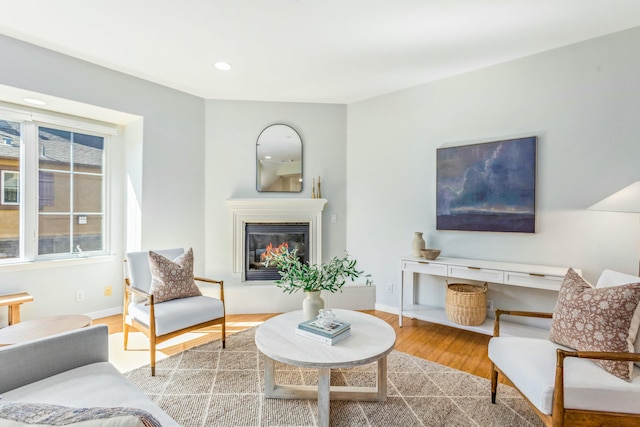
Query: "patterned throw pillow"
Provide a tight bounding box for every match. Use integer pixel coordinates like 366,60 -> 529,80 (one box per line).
549,268 -> 640,381
148,248 -> 202,303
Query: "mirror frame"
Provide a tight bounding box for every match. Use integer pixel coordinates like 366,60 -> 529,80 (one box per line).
256,124 -> 303,192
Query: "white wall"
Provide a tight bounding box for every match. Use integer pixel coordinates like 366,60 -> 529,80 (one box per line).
0,35 -> 206,322
3,26 -> 639,321
203,100 -> 347,278
347,27 -> 640,314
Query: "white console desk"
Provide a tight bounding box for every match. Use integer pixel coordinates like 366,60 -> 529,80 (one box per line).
400,256 -> 577,338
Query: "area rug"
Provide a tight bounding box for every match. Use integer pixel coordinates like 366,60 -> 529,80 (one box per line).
125,328 -> 542,427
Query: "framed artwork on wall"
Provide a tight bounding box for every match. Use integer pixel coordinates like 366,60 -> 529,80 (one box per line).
436,136 -> 537,233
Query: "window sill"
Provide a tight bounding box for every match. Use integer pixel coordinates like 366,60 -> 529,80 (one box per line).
0,255 -> 117,272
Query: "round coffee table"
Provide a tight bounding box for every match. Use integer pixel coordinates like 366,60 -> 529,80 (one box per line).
0,314 -> 92,346
255,309 -> 396,427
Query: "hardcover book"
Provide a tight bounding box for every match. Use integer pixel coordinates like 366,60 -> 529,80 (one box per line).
294,327 -> 351,345
297,318 -> 350,338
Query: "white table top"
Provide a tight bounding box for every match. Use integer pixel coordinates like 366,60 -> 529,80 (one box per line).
255,309 -> 396,369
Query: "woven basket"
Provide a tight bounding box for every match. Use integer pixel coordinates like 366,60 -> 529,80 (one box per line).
445,282 -> 488,326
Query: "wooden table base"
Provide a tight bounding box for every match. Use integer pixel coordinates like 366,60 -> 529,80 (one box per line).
0,314 -> 92,346
263,356 -> 388,427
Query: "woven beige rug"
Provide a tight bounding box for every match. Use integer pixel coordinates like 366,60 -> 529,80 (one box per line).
125,328 -> 542,427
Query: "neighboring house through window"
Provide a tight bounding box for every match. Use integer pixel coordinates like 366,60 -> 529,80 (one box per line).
0,120 -> 21,259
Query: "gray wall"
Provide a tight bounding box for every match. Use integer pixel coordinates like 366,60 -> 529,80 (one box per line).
204,100 -> 347,280
0,34 -> 205,322
347,27 -> 640,313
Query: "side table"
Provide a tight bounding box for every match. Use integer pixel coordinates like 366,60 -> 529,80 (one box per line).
0,292 -> 34,325
0,314 -> 92,346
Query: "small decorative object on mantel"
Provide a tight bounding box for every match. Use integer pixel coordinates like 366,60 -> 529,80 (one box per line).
311,176 -> 322,199
263,248 -> 371,320
412,232 -> 426,256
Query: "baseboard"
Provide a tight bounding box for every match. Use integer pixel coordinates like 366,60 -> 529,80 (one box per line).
87,306 -> 122,319
375,303 -> 399,315
87,293 -> 380,319
223,284 -> 376,314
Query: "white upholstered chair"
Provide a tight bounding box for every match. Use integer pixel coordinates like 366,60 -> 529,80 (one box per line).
123,248 -> 225,375
489,270 -> 640,427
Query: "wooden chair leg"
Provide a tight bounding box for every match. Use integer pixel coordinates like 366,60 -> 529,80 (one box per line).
150,336 -> 157,376
123,323 -> 129,350
222,321 -> 226,349
491,363 -> 498,404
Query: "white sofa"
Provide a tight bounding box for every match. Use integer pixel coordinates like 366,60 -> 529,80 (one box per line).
0,324 -> 178,426
488,269 -> 640,426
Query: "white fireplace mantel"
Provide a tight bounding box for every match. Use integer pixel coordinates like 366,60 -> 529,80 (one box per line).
227,198 -> 328,278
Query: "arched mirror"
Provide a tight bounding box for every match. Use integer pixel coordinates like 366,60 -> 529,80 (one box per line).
256,124 -> 302,192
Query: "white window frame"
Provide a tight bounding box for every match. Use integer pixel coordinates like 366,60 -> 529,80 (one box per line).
0,103 -> 117,264
1,170 -> 19,205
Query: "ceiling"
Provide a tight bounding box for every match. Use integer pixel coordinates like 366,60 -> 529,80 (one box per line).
1,0 -> 640,105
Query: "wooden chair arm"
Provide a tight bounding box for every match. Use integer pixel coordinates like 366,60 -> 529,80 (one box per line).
129,286 -> 151,299
124,278 -> 153,305
553,348 -> 640,423
194,277 -> 224,302
559,348 -> 640,364
194,276 -> 224,288
493,309 -> 553,337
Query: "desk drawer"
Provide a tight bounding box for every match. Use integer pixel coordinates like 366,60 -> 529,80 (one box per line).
448,265 -> 504,283
403,261 -> 448,276
504,271 -> 564,291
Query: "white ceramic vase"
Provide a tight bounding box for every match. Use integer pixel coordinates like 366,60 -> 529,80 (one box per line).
412,232 -> 426,256
302,290 -> 325,320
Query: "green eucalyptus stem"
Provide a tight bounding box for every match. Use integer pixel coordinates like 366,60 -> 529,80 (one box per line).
263,248 -> 372,294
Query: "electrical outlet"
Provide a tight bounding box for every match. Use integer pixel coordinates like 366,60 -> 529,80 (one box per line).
386,282 -> 393,294
104,286 -> 112,296
75,290 -> 85,302
486,299 -> 494,313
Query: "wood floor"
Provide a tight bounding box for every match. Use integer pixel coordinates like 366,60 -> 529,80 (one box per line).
95,310 -> 495,381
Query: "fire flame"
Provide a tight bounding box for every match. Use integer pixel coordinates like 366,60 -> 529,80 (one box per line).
261,242 -> 289,262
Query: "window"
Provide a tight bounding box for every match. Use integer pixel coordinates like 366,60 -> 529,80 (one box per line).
0,108 -> 112,262
38,126 -> 105,256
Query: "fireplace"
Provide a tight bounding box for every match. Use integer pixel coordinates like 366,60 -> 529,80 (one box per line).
245,223 -> 309,280
227,198 -> 327,282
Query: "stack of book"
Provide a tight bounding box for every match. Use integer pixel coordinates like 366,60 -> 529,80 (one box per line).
295,317 -> 351,345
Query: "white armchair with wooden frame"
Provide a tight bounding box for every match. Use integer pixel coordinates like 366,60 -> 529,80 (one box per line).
489,269 -> 640,427
123,248 -> 225,376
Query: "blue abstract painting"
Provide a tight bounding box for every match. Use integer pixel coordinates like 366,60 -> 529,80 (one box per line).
436,137 -> 537,233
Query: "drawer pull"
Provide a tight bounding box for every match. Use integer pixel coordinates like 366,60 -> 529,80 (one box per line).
418,261 -> 430,265
529,273 -> 545,277
467,266 -> 481,270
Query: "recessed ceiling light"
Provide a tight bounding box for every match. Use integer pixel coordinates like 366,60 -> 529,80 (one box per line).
214,61 -> 232,71
24,98 -> 46,105
265,155 -> 272,159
